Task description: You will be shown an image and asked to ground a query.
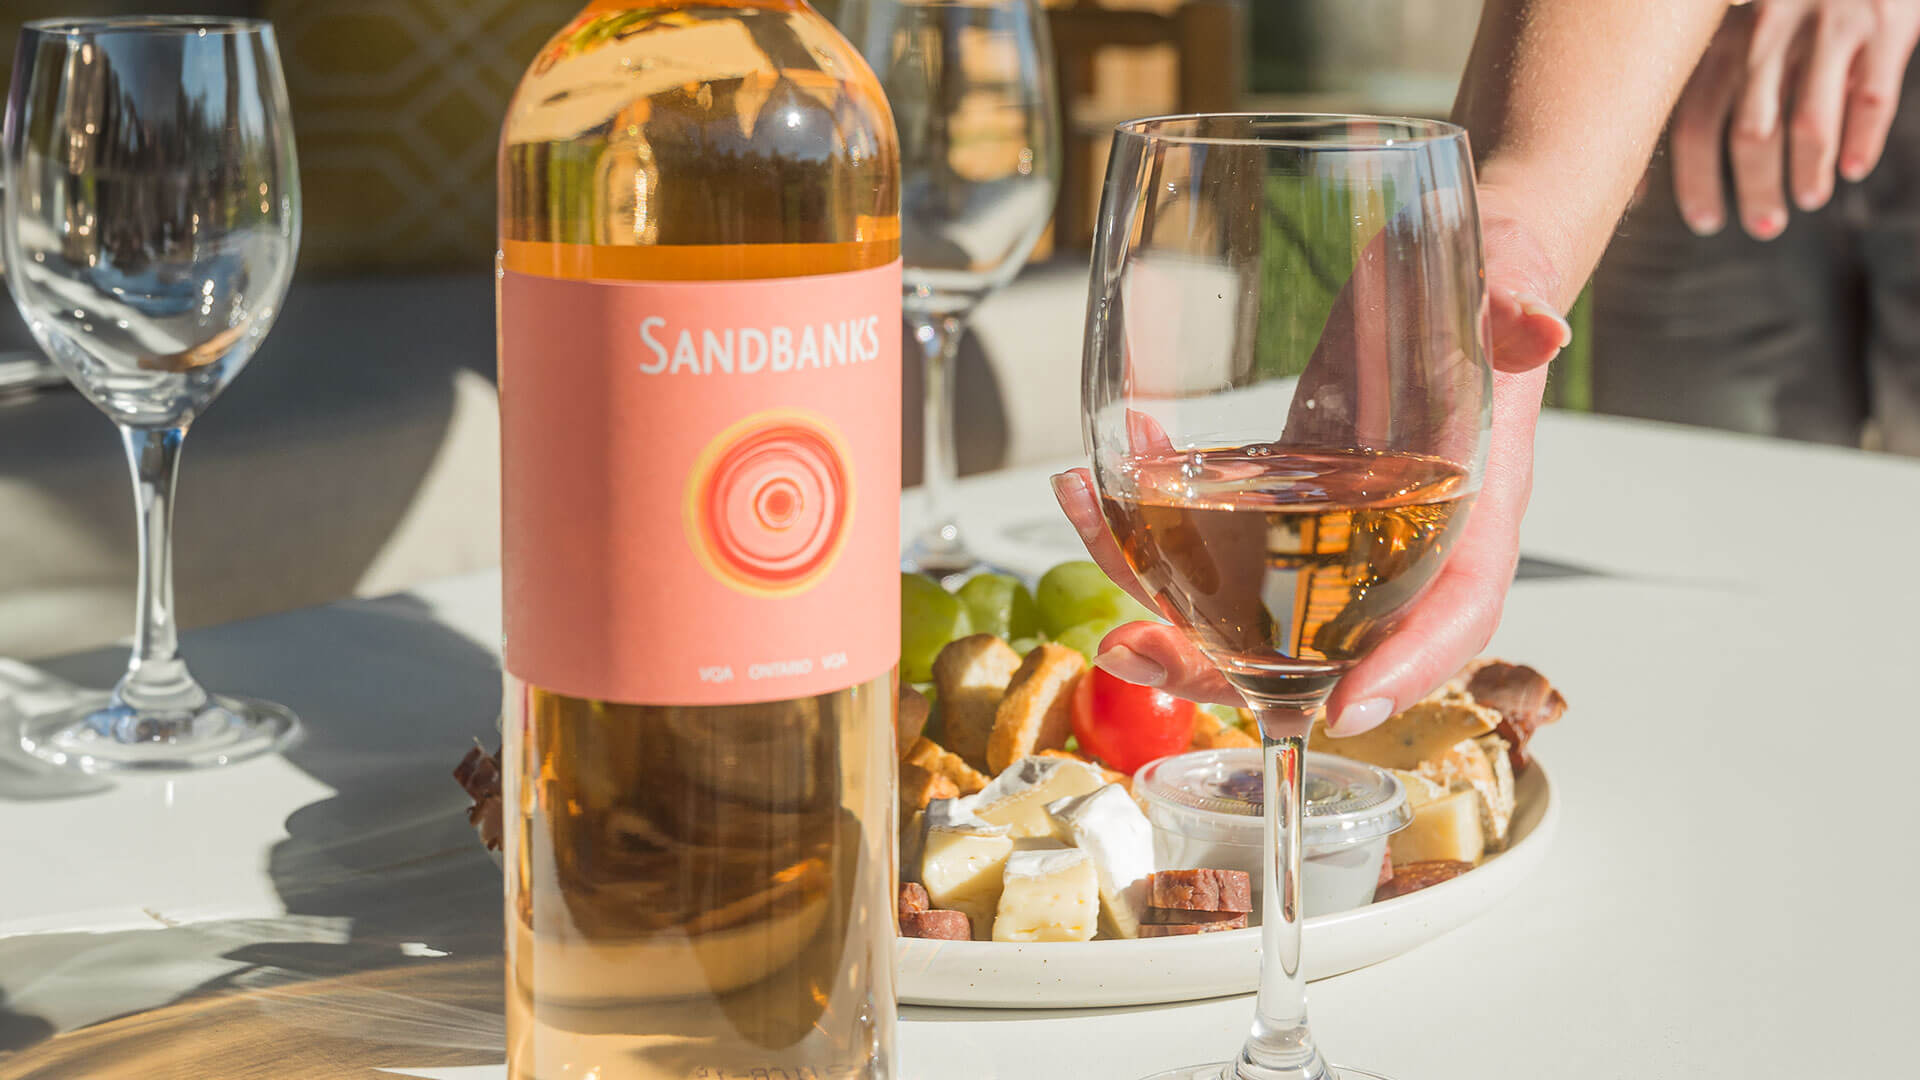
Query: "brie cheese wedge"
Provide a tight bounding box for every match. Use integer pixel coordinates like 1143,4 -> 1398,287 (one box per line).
973,755 -> 1107,838
920,821 -> 1015,939
924,794 -> 985,830
1047,785 -> 1154,939
992,847 -> 1099,942
1416,736 -> 1516,852
1472,733 -> 1517,851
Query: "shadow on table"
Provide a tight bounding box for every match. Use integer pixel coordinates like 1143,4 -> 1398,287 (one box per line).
1,594 -> 510,1072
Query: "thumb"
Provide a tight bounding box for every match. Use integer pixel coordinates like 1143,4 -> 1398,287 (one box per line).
1478,192 -> 1574,373
1489,287 -> 1572,373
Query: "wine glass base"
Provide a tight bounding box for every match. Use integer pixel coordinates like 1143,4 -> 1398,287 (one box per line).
900,540 -> 1014,589
1139,1065 -> 1390,1080
18,692 -> 300,773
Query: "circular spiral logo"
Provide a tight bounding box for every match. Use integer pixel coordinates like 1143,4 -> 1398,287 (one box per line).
686,410 -> 854,597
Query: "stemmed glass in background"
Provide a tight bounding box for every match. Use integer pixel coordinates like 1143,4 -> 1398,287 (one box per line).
1084,116 -> 1490,1080
844,0 -> 1060,579
2,17 -> 303,771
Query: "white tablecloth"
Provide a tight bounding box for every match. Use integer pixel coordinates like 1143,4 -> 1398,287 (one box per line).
3,411 -> 1917,1078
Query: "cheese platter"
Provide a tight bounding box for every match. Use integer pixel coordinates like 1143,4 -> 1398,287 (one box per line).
895,756 -> 1556,1008
882,563 -> 1568,1006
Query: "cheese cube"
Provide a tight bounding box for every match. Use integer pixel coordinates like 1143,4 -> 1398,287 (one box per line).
992,848 -> 1099,942
1047,785 -> 1154,939
1391,769 -> 1448,808
920,823 -> 1015,939
973,755 -> 1107,838
1390,787 -> 1485,866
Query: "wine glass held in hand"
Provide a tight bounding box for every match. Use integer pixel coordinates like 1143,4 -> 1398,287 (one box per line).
841,0 -> 1060,580
1082,116 -> 1490,1080
2,18 -> 303,772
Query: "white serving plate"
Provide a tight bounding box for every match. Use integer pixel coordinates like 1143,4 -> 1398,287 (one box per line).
895,758 -> 1558,1008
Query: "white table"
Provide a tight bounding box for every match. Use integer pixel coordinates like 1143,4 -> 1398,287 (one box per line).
3,412 -> 1917,1078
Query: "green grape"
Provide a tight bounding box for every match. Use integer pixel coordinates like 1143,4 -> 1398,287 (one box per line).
1007,636 -> 1042,656
1050,620 -> 1110,663
1200,702 -> 1250,734
956,572 -> 1040,640
901,572 -> 972,683
1007,582 -> 1041,638
1036,560 -> 1159,636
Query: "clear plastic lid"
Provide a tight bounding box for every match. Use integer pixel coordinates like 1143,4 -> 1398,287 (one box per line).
1133,748 -> 1412,849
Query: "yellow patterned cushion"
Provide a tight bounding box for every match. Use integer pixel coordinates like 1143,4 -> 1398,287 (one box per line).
263,0 -> 579,273
2,1 -> 577,274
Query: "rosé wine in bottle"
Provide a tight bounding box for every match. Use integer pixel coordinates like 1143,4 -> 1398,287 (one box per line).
496,2 -> 901,1077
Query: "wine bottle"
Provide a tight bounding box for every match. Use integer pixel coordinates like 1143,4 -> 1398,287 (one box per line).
496,2 -> 901,1077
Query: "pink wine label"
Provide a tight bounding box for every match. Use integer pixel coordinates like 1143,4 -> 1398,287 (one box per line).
499,260 -> 902,705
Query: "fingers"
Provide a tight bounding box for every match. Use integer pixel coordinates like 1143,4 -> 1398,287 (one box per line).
1052,465 -> 1245,706
1728,7 -> 1799,240
1838,12 -> 1920,182
1322,365 -> 1546,736
1730,92 -> 1791,240
1049,467 -> 1159,611
1094,622 -> 1244,706
1322,530 -> 1513,736
1789,6 -> 1870,211
1670,18 -> 1749,236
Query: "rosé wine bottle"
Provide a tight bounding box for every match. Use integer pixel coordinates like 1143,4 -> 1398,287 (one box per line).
496,2 -> 901,1076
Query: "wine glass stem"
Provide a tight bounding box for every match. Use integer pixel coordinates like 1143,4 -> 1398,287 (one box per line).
1239,704 -> 1331,1080
115,424 -> 206,717
911,312 -> 966,561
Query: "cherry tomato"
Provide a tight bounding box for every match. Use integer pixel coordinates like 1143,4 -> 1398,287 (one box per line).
1070,666 -> 1197,776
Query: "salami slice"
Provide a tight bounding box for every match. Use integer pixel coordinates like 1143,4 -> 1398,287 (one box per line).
899,909 -> 972,940
1139,913 -> 1248,937
1147,869 -> 1253,913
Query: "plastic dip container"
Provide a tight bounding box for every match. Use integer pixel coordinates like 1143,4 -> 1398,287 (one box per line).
1134,748 -> 1413,917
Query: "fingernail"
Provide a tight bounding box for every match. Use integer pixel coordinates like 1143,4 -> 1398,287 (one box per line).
1050,470 -> 1087,503
1684,212 -> 1723,236
1327,697 -> 1393,737
1050,471 -> 1098,530
1793,187 -> 1828,213
1512,292 -> 1573,350
1841,157 -> 1869,182
1750,212 -> 1784,240
1093,645 -> 1165,687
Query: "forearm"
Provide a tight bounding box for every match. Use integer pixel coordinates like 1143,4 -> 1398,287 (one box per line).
1454,0 -> 1730,308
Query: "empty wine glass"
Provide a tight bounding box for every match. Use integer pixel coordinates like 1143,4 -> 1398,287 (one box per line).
2,17 -> 303,772
1084,115 -> 1490,1080
841,0 -> 1060,580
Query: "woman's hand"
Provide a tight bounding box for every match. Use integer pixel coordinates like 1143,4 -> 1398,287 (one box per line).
1049,191 -> 1568,738
1671,0 -> 1920,239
